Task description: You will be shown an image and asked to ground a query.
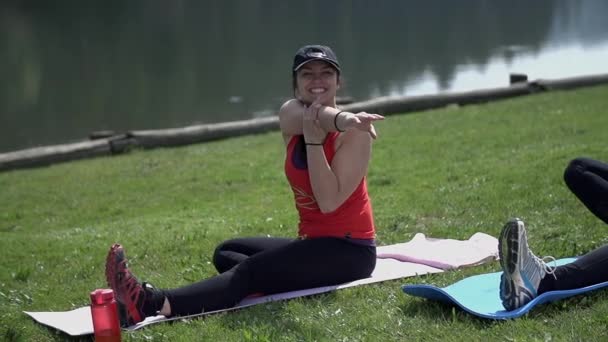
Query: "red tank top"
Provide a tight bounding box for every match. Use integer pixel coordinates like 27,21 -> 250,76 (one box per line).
284,133 -> 375,239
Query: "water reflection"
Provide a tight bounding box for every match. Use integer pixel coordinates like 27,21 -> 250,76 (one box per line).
396,42 -> 608,96
1,0 -> 607,152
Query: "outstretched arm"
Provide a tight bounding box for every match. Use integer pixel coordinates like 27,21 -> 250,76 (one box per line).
278,98 -> 384,144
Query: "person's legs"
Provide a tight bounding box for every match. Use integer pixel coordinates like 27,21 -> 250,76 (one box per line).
499,158 -> 608,310
108,238 -> 376,321
533,157 -> 608,292
212,237 -> 294,273
164,237 -> 376,316
564,157 -> 608,224
538,244 -> 608,293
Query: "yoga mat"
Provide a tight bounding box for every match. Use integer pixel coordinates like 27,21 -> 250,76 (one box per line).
377,232 -> 498,270
402,258 -> 608,319
24,233 -> 498,335
24,259 -> 442,335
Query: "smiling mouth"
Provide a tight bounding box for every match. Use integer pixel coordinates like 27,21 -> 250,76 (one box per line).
310,88 -> 326,94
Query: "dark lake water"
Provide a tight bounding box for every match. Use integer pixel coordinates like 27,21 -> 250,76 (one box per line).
1,0 -> 607,153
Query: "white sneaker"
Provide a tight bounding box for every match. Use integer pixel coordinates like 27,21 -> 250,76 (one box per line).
499,218 -> 556,311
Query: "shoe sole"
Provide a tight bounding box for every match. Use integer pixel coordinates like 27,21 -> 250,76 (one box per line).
499,219 -> 521,275
104,244 -> 143,325
498,218 -> 524,311
105,244 -> 125,301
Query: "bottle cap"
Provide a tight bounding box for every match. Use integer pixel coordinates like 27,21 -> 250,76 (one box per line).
90,289 -> 115,305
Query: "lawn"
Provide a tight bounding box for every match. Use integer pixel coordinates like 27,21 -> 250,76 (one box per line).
1,85 -> 607,341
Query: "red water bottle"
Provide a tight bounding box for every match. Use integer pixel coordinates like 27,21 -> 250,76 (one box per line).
90,289 -> 122,342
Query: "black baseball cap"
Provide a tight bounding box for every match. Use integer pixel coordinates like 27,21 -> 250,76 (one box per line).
292,45 -> 341,73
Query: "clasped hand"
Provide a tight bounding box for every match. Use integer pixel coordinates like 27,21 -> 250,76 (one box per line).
339,111 -> 384,139
302,97 -> 385,143
302,99 -> 327,144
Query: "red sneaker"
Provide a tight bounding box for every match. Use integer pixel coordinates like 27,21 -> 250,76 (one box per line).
105,243 -> 146,325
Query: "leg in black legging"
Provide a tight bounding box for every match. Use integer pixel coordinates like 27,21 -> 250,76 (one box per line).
538,244 -> 608,293
212,237 -> 294,273
163,237 -> 376,316
563,157 -> 608,224
536,158 -> 608,293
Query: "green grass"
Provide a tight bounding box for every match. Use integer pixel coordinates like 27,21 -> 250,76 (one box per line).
1,85 -> 608,341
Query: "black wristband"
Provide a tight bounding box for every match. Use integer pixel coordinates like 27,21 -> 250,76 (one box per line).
305,142 -> 324,146
334,111 -> 345,132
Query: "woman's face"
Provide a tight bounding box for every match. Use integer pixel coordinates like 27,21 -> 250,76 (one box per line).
295,60 -> 340,105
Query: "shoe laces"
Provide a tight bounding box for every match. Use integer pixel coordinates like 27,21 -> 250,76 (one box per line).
125,272 -> 143,297
522,227 -> 557,280
117,261 -> 144,303
531,251 -> 558,280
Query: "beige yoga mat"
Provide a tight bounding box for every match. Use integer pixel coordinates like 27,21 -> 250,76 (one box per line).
24,233 -> 498,335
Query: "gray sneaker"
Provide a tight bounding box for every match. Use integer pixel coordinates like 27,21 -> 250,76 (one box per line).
499,218 -> 556,311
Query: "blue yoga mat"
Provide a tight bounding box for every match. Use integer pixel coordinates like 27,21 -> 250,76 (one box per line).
403,258 -> 608,319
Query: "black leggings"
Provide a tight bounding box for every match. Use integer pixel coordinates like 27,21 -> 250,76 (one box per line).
538,157 -> 608,293
162,237 -> 376,316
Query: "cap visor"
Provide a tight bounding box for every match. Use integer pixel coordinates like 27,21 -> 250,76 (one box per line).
294,58 -> 340,72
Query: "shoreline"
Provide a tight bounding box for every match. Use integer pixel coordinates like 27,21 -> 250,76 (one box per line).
2,73 -> 608,172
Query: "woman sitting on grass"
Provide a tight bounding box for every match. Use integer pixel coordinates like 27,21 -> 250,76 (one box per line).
105,44 -> 385,325
499,157 -> 608,311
